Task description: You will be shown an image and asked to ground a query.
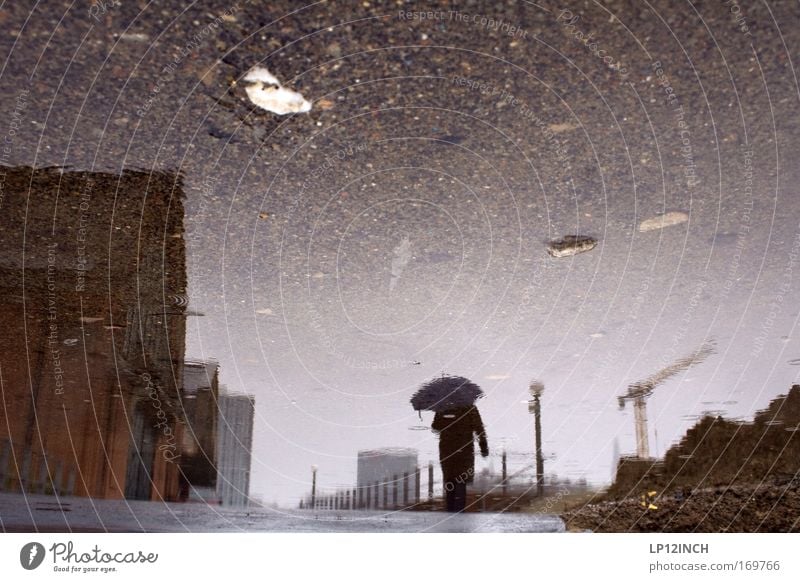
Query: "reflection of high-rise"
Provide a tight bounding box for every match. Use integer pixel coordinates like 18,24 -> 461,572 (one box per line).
173,363 -> 255,506
216,390 -> 255,506
0,166 -> 187,501
356,448 -> 418,509
178,360 -> 220,501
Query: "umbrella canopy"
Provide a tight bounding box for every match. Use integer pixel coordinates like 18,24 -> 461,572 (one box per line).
410,374 -> 484,412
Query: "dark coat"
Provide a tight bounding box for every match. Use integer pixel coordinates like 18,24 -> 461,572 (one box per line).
432,406 -> 488,484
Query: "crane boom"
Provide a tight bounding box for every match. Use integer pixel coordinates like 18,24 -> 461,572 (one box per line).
619,340 -> 715,458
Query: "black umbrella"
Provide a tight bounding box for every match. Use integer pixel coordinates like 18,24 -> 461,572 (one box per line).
410,374 -> 484,412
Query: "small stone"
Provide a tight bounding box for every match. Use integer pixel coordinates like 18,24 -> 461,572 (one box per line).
548,123 -> 575,133
119,32 -> 150,42
547,235 -> 598,258
327,42 -> 342,58
638,211 -> 689,232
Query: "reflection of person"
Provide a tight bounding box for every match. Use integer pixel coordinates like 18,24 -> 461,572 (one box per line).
431,405 -> 489,512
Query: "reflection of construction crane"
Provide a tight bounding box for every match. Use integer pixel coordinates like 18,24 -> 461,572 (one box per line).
618,341 -> 715,459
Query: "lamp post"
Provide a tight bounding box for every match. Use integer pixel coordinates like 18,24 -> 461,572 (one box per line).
528,381 -> 545,497
501,447 -> 508,497
311,465 -> 317,509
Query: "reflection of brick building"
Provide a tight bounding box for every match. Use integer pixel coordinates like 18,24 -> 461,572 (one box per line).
0,166 -> 187,501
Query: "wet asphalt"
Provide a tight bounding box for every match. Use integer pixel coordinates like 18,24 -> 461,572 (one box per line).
1,0 -> 799,506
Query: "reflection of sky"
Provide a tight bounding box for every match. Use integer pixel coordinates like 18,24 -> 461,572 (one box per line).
187,180 -> 800,503
2,0 -> 799,505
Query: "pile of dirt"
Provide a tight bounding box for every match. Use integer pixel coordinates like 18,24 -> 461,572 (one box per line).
611,386 -> 800,498
564,385 -> 800,532
563,479 -> 800,532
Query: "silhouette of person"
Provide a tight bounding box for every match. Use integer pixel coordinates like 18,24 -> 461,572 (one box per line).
431,405 -> 489,512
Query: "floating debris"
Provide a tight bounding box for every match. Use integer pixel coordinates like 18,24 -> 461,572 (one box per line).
638,211 -> 689,232
243,66 -> 311,115
243,66 -> 281,86
546,235 -> 598,258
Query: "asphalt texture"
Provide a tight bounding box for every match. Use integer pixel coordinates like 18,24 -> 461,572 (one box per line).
1,0 -> 800,516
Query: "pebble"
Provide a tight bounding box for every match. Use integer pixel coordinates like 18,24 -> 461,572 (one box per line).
638,211 -> 689,232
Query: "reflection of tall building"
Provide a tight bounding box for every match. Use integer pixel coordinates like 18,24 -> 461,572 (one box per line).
356,448 -> 418,509
215,389 -> 255,506
0,166 -> 187,501
178,360 -> 220,501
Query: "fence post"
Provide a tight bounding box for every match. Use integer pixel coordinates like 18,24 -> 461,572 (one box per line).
502,450 -> 508,497
428,462 -> 434,501
415,466 -> 421,504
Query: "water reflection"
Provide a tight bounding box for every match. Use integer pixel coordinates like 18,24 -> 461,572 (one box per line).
432,406 -> 489,512
295,384 -> 800,529
0,0 -> 799,534
613,385 -> 800,497
302,447 -> 588,516
0,167 -> 253,506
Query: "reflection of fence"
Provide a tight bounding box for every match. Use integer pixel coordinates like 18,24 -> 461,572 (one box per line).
304,464 -> 434,510
300,453 -> 590,511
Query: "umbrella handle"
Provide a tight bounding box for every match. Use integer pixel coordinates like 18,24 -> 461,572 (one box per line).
418,411 -> 422,421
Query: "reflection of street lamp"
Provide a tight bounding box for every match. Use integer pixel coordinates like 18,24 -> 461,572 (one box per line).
528,381 -> 545,497
311,465 -> 317,509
